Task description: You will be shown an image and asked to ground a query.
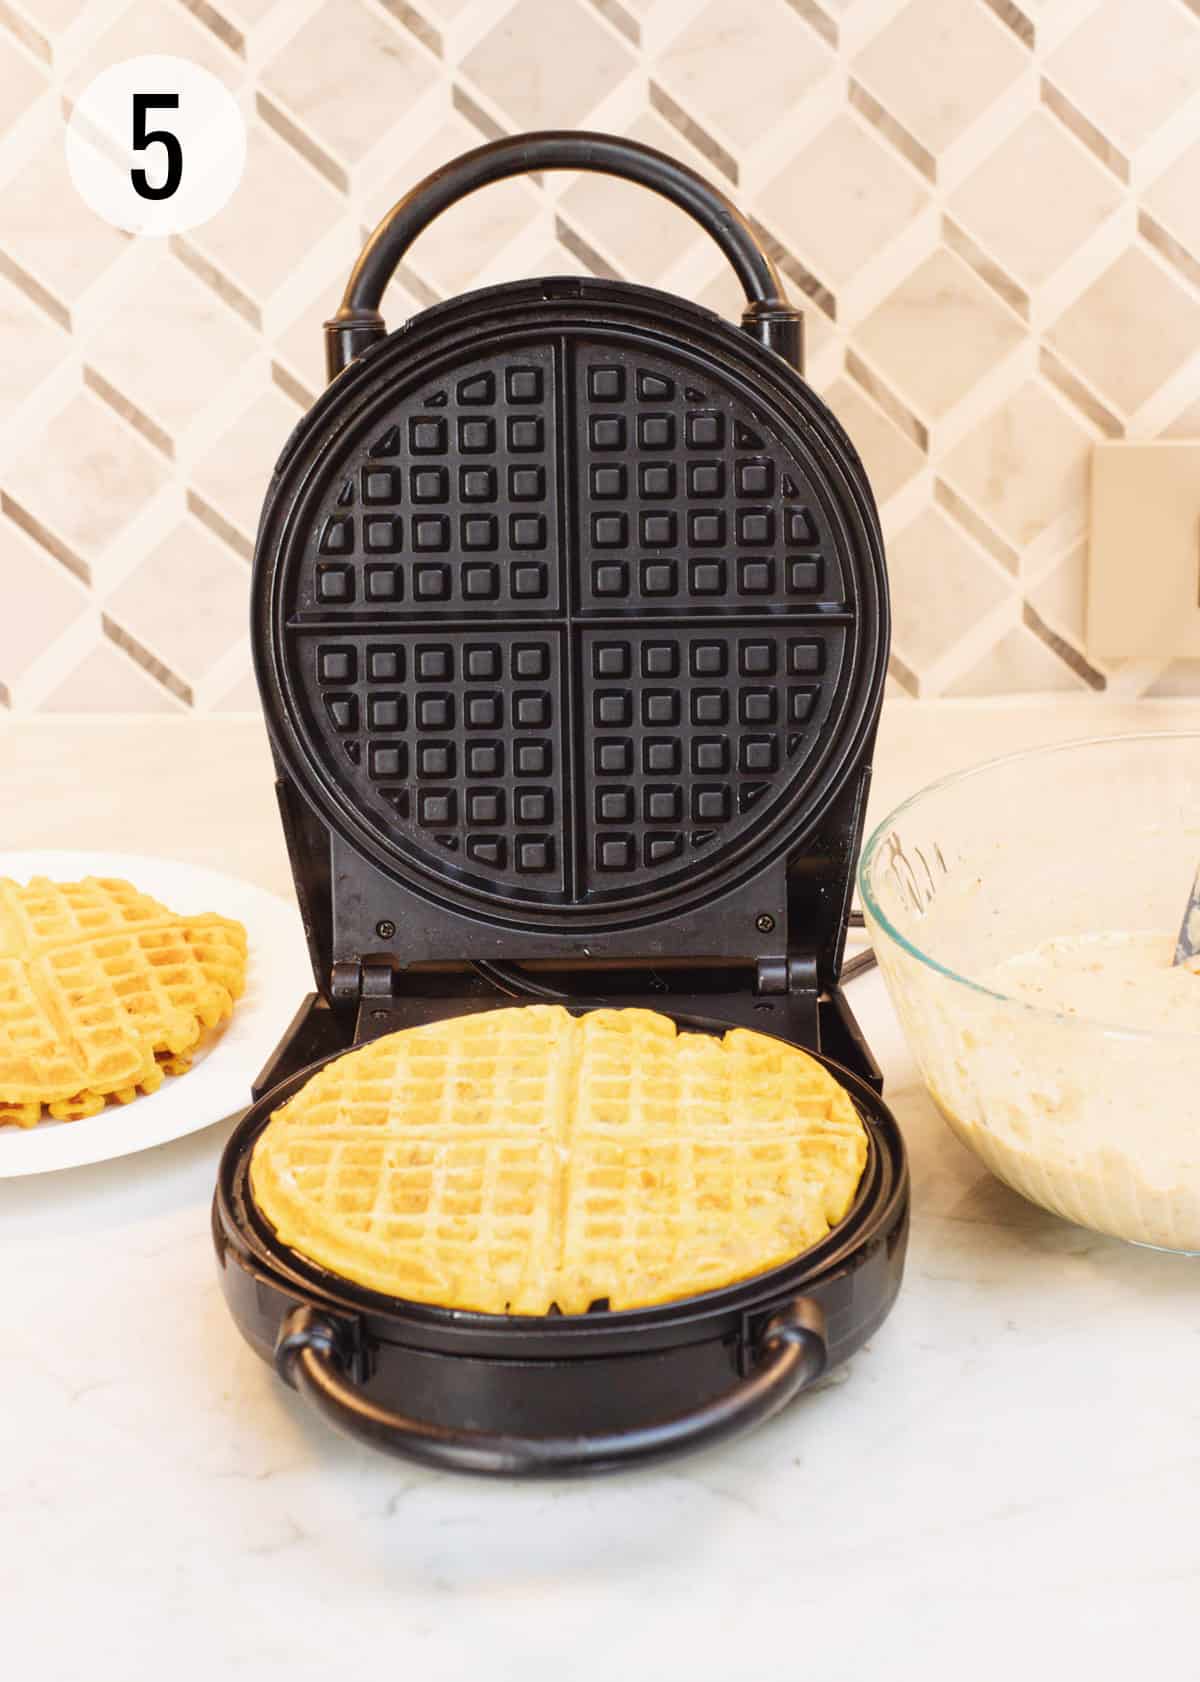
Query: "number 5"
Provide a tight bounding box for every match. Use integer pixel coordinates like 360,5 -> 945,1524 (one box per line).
131,93 -> 182,201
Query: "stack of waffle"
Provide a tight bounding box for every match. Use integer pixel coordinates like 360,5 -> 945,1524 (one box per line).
0,876 -> 247,1128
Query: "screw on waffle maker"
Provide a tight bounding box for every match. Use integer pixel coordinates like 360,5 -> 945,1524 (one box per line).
213,131 -> 908,1476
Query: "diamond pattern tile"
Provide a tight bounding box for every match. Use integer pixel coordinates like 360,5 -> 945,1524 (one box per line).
887,503 -> 1010,682
558,112 -> 717,284
821,377 -> 925,506
104,519 -> 250,700
0,125 -> 127,312
656,0 -> 834,156
948,111 -> 1124,294
260,0 -> 433,177
941,380 -> 1093,553
945,625 -> 1088,695
1,0 -> 1199,711
851,0 -> 1029,159
191,387 -> 305,545
855,249 -> 1025,428
462,0 -> 636,131
1047,245 -> 1200,417
1143,137 -> 1200,264
0,271 -> 69,427
2,389 -> 170,584
1045,0 -> 1200,161
757,113 -> 930,295
0,32 -> 49,132
85,251 -> 259,447
181,124 -> 351,315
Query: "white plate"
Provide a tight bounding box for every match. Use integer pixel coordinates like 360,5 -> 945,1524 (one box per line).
0,850 -> 310,1177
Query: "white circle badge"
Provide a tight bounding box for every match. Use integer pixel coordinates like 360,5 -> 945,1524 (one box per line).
66,55 -> 246,236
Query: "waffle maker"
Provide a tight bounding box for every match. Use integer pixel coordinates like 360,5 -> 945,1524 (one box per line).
214,131 -> 909,1476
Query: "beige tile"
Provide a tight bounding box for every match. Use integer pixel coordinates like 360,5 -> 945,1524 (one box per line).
0,271 -> 69,427
209,663 -> 261,711
946,625 -> 1086,695
855,248 -> 1025,425
1143,137 -> 1200,263
656,0 -> 832,151
886,503 -> 1010,671
86,250 -> 258,443
210,0 -> 283,24
1047,245 -> 1200,417
0,128 -> 127,309
1046,0 -> 1200,159
0,530 -> 87,687
17,0 -> 90,30
364,119 -> 543,299
851,0 -> 1028,157
6,0 -> 1197,713
261,0 -> 431,171
190,386 -> 304,541
941,379 -> 1091,550
1027,543 -> 1087,645
463,0 -> 636,130
559,111 -> 717,282
948,111 -> 1124,292
65,0 -> 238,95
2,389 -> 169,570
37,641 -> 183,713
757,113 -> 929,291
0,33 -> 49,133
105,519 -> 249,689
1144,659 -> 1200,698
273,266 -> 358,399
1161,395 -> 1200,440
820,375 -> 925,504
184,123 -> 350,307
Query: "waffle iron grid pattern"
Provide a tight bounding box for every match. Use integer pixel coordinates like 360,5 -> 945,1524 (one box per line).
286,335 -> 857,910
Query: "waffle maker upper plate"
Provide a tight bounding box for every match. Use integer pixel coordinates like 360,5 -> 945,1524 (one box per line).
215,131 -> 908,1477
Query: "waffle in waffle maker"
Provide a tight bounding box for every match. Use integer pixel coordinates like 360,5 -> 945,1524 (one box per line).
213,132 -> 909,1476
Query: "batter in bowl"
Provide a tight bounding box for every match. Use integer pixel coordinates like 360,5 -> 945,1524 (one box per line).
933,930 -> 1200,1253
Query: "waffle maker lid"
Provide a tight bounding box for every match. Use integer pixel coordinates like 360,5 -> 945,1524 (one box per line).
251,132 -> 888,992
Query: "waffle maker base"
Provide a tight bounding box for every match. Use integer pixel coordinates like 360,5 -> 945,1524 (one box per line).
214,999 -> 908,1478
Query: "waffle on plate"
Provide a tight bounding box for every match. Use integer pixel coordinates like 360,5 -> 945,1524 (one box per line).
251,1005 -> 868,1315
0,875 -> 247,1128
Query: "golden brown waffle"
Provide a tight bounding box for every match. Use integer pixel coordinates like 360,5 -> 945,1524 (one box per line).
0,875 -> 248,1128
251,1005 -> 867,1315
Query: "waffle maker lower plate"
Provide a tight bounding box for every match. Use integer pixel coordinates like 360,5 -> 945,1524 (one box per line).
215,131 -> 909,1475
215,1010 -> 908,1477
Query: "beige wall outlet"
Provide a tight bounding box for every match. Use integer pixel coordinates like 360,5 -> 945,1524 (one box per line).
1088,442 -> 1200,660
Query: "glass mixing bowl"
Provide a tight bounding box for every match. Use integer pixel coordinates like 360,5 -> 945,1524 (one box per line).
859,733 -> 1200,1254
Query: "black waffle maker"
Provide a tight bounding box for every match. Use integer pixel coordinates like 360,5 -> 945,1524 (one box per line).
214,131 -> 908,1477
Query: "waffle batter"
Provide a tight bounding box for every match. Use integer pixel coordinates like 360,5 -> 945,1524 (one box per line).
938,930 -> 1200,1252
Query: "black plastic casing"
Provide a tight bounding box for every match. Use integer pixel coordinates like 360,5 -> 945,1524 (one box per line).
214,1028 -> 908,1458
253,278 -> 888,1007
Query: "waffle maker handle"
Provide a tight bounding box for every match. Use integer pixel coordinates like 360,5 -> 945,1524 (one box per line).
275,1297 -> 826,1477
325,129 -> 804,379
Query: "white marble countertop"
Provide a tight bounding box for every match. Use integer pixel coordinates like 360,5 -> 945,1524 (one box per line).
2,700 -> 1198,1681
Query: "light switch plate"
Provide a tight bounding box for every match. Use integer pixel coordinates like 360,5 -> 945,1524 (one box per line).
1088,441 -> 1200,659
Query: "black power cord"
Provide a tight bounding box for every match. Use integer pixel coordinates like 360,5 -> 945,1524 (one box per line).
470,959 -> 573,1002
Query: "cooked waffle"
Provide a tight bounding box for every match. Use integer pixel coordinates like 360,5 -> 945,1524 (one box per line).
250,1005 -> 867,1314
0,875 -> 248,1128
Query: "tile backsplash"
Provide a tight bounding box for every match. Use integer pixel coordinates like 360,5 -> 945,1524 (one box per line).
2,0 -> 1199,712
